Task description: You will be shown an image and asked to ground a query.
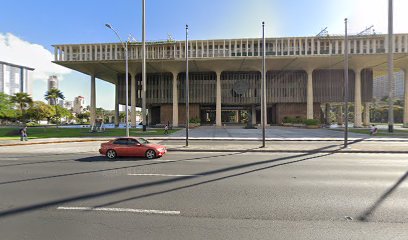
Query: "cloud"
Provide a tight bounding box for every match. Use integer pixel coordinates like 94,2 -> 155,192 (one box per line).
0,32 -> 71,81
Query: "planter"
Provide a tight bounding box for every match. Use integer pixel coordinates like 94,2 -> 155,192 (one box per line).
189,123 -> 200,128
282,123 -> 293,127
293,123 -> 306,127
306,125 -> 319,129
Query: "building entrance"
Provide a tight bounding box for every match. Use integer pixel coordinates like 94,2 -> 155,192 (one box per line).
200,108 -> 249,125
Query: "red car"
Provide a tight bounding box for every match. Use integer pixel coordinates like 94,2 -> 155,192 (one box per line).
99,137 -> 167,159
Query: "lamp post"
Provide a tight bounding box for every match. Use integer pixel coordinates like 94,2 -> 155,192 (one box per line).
105,23 -> 130,137
387,0 -> 394,133
185,24 -> 189,147
344,18 -> 349,148
142,0 -> 147,132
261,22 -> 266,148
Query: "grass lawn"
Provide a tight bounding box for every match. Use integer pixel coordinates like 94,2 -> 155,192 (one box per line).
0,127 -> 180,140
329,128 -> 408,137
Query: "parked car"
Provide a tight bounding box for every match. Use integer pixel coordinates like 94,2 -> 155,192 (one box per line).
99,137 -> 166,159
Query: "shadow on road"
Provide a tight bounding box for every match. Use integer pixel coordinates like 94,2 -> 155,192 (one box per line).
0,140 -> 365,218
357,170 -> 408,222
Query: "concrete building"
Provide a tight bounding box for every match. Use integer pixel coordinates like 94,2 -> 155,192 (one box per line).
53,33 -> 408,128
59,100 -> 73,110
47,75 -> 59,105
0,61 -> 34,96
373,70 -> 404,100
73,96 -> 85,114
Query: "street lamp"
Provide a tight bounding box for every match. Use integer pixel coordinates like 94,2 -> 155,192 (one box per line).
105,23 -> 130,137
344,18 -> 349,148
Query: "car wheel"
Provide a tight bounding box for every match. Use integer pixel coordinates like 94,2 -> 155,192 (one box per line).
106,149 -> 117,159
145,149 -> 156,159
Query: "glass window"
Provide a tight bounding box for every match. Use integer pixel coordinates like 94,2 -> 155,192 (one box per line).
113,139 -> 128,145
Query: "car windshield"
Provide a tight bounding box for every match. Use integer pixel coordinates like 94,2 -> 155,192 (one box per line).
137,138 -> 149,144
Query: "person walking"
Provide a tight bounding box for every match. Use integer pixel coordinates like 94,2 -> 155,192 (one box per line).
164,124 -> 169,135
19,127 -> 28,141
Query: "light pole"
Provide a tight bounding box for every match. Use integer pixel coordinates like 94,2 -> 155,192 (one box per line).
387,0 -> 394,133
185,24 -> 189,147
142,0 -> 147,132
261,21 -> 266,148
105,23 -> 130,137
344,18 -> 349,148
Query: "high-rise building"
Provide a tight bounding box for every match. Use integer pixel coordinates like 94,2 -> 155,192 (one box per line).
373,71 -> 404,100
47,75 -> 59,105
0,61 -> 34,96
73,96 -> 85,114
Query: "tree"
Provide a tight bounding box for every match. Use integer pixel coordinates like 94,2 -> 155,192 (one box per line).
26,101 -> 55,122
44,88 -> 65,124
0,93 -> 17,122
10,92 -> 33,122
76,112 -> 90,123
55,105 -> 72,123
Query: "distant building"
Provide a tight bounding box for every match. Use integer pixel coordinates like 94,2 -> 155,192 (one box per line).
0,61 -> 34,96
373,71 -> 404,100
73,96 -> 85,114
47,75 -> 59,105
59,99 -> 73,110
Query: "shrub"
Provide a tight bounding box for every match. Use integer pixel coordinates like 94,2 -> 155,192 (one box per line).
189,117 -> 201,124
304,119 -> 320,126
282,116 -> 294,123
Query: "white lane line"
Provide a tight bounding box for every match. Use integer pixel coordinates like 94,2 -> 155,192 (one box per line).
0,158 -> 20,161
57,206 -> 180,215
127,173 -> 201,177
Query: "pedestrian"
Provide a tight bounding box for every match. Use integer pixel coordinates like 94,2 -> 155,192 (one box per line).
370,124 -> 378,136
164,124 -> 168,135
19,126 -> 28,141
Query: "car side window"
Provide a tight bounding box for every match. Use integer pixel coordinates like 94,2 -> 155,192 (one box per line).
128,139 -> 139,145
113,139 -> 128,145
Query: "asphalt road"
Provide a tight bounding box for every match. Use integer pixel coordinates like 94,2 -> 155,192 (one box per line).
0,142 -> 408,239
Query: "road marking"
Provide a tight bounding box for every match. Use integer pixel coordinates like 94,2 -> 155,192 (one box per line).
150,159 -> 208,162
57,206 -> 180,215
0,158 -> 20,161
127,173 -> 201,177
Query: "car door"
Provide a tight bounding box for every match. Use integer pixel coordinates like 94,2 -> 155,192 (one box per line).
112,139 -> 130,156
127,139 -> 145,157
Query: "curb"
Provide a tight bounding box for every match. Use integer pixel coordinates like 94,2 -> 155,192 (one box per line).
166,148 -> 408,154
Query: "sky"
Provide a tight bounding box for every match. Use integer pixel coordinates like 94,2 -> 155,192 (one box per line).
1,0 -> 408,110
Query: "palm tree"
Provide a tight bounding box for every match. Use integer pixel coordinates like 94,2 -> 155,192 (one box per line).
44,88 -> 65,106
10,92 -> 33,122
44,88 -> 65,124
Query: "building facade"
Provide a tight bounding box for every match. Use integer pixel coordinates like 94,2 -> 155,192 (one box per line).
373,70 -> 405,100
73,96 -> 85,114
0,61 -> 34,96
53,33 -> 408,127
47,75 -> 59,105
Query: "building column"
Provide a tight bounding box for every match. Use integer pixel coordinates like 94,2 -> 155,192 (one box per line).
252,105 -> 257,125
90,75 -> 96,126
306,69 -> 314,119
216,71 -> 222,126
172,71 -> 179,127
363,102 -> 370,126
354,68 -> 363,127
325,103 -> 330,125
130,73 -> 136,128
403,68 -> 408,127
337,105 -> 344,125
114,83 -> 120,127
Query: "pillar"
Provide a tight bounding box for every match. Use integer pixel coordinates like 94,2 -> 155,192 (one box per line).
325,103 -> 330,125
216,71 -> 222,126
306,69 -> 314,119
337,105 -> 344,125
172,72 -> 179,127
130,73 -> 136,128
252,105 -> 256,125
354,68 -> 363,127
90,75 -> 96,126
403,68 -> 408,127
363,102 -> 370,126
114,83 -> 119,127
